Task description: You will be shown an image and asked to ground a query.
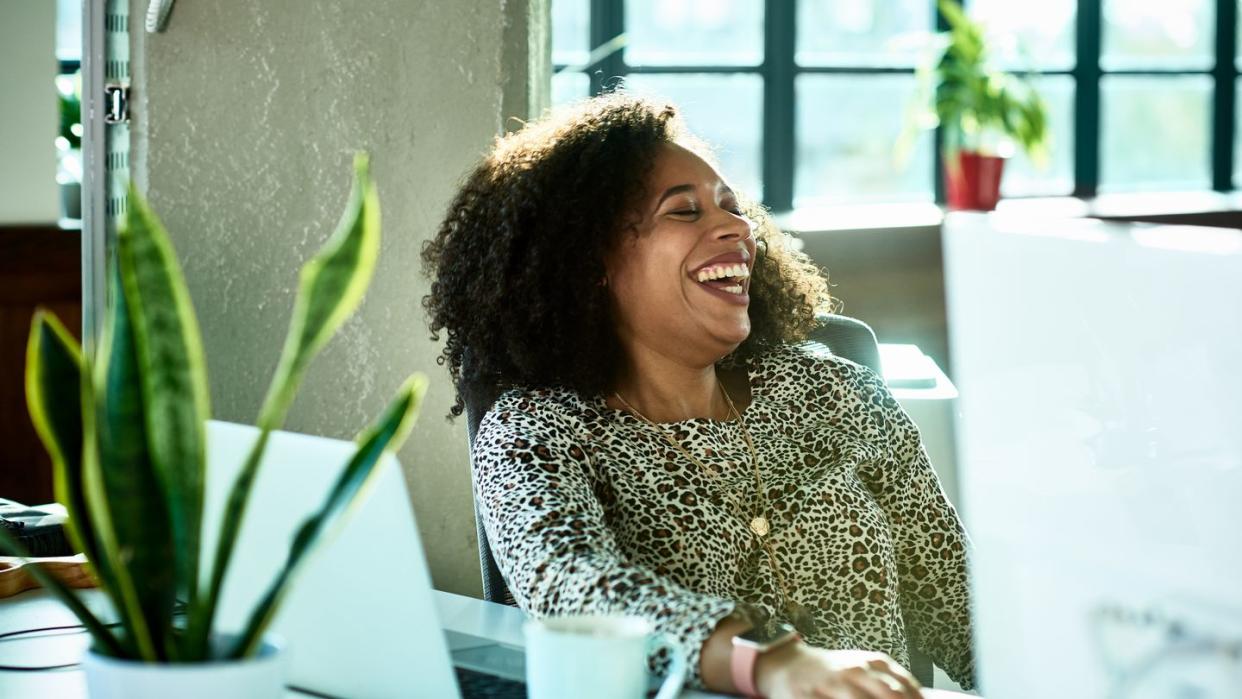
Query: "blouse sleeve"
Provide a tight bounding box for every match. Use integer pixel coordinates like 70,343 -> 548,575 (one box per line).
846,366 -> 977,689
472,399 -> 737,688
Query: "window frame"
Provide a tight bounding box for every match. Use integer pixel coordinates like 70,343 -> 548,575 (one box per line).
555,0 -> 1241,212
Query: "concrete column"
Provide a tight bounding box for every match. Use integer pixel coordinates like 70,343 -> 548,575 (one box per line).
0,1 -> 58,223
130,0 -> 550,596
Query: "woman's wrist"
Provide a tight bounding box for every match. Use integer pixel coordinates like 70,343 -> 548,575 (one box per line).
753,639 -> 807,696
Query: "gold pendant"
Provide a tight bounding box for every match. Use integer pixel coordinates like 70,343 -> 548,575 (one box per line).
750,516 -> 770,537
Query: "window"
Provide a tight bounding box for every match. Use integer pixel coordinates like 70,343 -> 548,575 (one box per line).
56,0 -> 83,224
552,0 -> 1242,211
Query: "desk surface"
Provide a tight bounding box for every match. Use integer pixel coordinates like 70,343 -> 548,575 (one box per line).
1,588 -> 972,698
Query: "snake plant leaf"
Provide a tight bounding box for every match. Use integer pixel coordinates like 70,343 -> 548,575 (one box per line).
118,184 -> 210,615
229,373 -> 427,658
93,265 -> 178,659
26,313 -> 148,658
257,152 -> 381,429
0,526 -> 124,657
79,354 -> 159,661
24,311 -> 95,562
197,153 -> 380,647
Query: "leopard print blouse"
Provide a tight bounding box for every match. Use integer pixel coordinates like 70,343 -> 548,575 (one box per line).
472,343 -> 975,690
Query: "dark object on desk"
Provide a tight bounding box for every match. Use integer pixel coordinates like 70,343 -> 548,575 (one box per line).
460,313 -> 934,688
455,666 -> 526,699
0,498 -> 91,599
0,499 -> 74,557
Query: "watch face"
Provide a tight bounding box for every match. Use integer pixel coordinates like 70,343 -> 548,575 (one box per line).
738,621 -> 798,649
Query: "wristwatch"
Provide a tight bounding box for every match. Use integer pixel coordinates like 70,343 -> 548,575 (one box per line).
730,620 -> 800,698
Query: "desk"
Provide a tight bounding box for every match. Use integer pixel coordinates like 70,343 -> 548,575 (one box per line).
1,589 -> 972,698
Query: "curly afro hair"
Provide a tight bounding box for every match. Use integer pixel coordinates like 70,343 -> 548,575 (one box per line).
422,92 -> 831,417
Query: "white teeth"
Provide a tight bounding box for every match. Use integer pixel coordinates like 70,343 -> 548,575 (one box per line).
722,285 -> 743,294
695,263 -> 750,283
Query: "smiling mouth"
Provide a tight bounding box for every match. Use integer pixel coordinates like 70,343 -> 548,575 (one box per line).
693,262 -> 750,295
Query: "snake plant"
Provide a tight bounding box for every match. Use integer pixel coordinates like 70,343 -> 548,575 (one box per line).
0,154 -> 427,662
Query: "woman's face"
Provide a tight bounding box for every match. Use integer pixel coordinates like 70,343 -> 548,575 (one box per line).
605,142 -> 758,367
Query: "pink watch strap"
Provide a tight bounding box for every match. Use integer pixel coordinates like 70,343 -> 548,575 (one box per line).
730,642 -> 762,697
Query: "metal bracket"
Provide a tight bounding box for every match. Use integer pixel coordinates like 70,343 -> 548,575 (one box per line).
104,84 -> 129,124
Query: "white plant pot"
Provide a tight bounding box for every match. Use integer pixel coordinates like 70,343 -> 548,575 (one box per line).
81,633 -> 287,699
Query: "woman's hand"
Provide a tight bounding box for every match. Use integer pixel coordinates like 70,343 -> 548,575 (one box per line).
754,642 -> 923,699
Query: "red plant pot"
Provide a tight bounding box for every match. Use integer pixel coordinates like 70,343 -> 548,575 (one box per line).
945,150 -> 1006,211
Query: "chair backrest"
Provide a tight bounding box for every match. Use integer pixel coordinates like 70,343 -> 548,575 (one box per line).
806,313 -> 883,376
460,315 -> 931,685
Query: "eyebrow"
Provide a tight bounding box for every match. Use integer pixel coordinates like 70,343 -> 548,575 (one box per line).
656,184 -> 696,207
655,183 -> 736,207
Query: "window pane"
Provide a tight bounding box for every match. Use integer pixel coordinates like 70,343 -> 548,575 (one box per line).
1238,1 -> 1242,71
624,74 -> 763,197
1101,0 -> 1213,70
970,0 -> 1075,71
56,0 -> 82,62
795,75 -> 932,206
796,0 -> 932,68
1234,76 -> 1242,186
1000,76 -> 1074,197
552,71 -> 590,107
625,0 -> 764,66
552,0 -> 590,67
1100,76 -> 1211,192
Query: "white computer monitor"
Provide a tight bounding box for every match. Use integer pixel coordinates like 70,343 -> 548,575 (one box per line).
943,212 -> 1242,698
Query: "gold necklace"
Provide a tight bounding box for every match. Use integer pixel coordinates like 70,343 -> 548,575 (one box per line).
614,386 -> 770,538
613,383 -> 820,635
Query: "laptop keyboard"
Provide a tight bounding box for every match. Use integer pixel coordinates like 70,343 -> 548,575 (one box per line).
455,666 -> 527,699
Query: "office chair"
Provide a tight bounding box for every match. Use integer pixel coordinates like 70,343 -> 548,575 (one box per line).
461,314 -> 934,687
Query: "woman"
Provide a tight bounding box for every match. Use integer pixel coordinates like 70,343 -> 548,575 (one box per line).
422,93 -> 974,698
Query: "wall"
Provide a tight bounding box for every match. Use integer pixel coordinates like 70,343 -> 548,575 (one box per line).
795,225 -> 951,373
131,0 -> 549,597
0,1 -> 58,223
0,227 -> 80,505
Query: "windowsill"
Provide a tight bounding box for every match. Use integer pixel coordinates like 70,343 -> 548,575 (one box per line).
776,190 -> 1242,234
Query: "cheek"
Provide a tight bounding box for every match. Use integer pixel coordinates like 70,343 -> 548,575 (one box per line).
609,245 -> 686,301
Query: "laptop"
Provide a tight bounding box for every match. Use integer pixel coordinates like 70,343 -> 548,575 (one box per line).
202,420 -> 525,698
943,213 -> 1242,698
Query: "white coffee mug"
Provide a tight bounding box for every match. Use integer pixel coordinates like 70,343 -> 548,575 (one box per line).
524,615 -> 688,699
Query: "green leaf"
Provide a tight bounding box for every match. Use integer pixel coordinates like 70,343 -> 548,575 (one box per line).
118,184 -> 211,619
25,312 -> 143,658
258,152 -> 382,429
24,311 -> 94,561
195,153 -> 381,651
93,265 -> 178,659
79,354 -> 159,660
229,374 -> 427,658
0,526 -> 124,657
921,0 -> 1050,161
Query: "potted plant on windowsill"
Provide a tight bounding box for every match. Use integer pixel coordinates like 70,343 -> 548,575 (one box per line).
0,154 -> 427,698
905,0 -> 1050,211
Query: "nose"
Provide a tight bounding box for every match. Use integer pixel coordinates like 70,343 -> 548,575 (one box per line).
709,206 -> 755,243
